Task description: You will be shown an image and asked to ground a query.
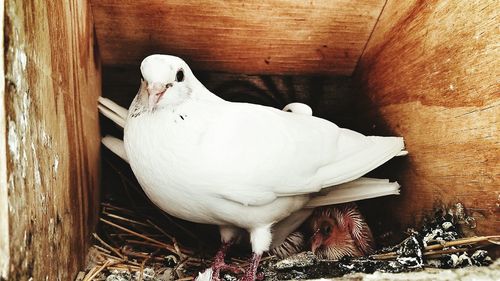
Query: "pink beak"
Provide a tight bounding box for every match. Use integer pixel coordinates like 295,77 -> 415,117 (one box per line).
147,82 -> 168,109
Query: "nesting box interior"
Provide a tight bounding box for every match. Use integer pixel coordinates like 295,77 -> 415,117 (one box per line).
1,0 -> 498,280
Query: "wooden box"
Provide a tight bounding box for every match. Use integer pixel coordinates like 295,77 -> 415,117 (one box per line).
0,0 -> 497,280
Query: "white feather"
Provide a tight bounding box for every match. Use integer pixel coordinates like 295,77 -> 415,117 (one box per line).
282,102 -> 313,116
98,97 -> 127,128
102,136 -> 128,162
194,268 -> 212,281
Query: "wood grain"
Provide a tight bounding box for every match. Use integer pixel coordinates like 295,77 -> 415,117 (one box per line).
0,0 -> 8,278
91,0 -> 386,75
3,0 -> 101,280
353,0 -> 499,239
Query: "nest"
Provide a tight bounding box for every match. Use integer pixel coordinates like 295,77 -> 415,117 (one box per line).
76,154 -> 499,281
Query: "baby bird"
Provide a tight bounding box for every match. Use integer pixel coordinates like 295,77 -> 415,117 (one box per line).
310,203 -> 374,259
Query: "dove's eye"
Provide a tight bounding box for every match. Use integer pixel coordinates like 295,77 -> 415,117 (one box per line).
176,69 -> 184,82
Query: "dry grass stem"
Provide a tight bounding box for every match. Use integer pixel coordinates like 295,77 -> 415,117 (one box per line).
371,235 -> 500,260
83,260 -> 111,281
93,233 -> 125,259
100,218 -> 178,253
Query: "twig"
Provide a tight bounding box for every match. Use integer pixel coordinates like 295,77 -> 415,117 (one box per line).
93,233 -> 125,259
175,277 -> 195,281
107,265 -> 142,271
81,266 -> 97,281
425,247 -> 468,258
92,245 -> 111,254
101,203 -> 138,215
370,235 -> 500,260
100,218 -> 178,254
104,212 -> 151,227
83,260 -> 111,281
425,235 -> 500,251
160,212 -> 202,242
147,219 -> 175,241
125,239 -> 167,248
146,218 -> 192,257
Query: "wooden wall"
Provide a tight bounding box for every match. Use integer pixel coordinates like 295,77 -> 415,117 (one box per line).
91,0 -> 386,75
0,0 -> 8,278
1,0 -> 101,280
100,0 -> 499,245
354,0 -> 499,238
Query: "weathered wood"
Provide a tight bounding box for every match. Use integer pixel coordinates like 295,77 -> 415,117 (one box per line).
354,0 -> 499,238
0,0 -> 8,278
2,0 -> 101,280
91,0 -> 386,75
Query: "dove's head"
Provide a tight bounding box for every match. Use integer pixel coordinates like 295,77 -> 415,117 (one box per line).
139,54 -> 199,110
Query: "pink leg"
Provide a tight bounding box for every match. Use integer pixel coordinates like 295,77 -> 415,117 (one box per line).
240,253 -> 262,281
211,241 -> 243,281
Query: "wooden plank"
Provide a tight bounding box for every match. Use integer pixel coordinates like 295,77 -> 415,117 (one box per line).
91,0 -> 386,75
0,0 -> 9,278
3,0 -> 101,280
353,0 -> 499,239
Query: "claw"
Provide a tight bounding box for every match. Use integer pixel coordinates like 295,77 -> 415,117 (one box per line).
239,253 -> 261,281
207,241 -> 244,280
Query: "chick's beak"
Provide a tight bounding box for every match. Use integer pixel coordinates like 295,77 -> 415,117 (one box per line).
147,82 -> 169,109
310,231 -> 322,254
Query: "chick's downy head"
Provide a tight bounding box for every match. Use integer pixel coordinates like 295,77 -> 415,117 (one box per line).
309,203 -> 374,260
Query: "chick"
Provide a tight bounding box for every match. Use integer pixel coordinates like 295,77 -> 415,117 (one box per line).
309,203 -> 374,259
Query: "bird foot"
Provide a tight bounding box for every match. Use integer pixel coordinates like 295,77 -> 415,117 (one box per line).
211,241 -> 244,280
238,253 -> 262,281
212,261 -> 244,277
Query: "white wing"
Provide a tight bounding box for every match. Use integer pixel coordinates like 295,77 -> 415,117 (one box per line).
191,102 -> 405,206
98,97 -> 127,128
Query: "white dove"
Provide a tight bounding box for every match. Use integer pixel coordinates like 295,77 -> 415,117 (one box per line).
99,54 -> 406,280
99,98 -> 402,278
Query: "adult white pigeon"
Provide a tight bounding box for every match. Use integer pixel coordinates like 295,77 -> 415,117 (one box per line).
99,98 -> 402,279
102,54 -> 406,280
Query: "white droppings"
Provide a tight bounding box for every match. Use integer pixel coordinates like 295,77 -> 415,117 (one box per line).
442,221 -> 453,230
20,91 -> 30,132
449,254 -> 459,267
7,120 -> 19,161
48,218 -> 55,240
31,142 -> 41,187
17,49 -> 27,70
53,155 -> 59,175
449,84 -> 455,91
195,268 -> 213,281
40,126 -> 52,147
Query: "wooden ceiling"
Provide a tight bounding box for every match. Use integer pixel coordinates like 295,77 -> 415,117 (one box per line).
91,0 -> 385,75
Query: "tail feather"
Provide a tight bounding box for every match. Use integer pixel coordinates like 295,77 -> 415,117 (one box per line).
98,97 -> 128,128
318,135 -> 405,188
306,177 -> 400,208
102,135 -> 129,163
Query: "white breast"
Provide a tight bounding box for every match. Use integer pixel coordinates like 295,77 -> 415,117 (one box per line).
123,103 -> 308,228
